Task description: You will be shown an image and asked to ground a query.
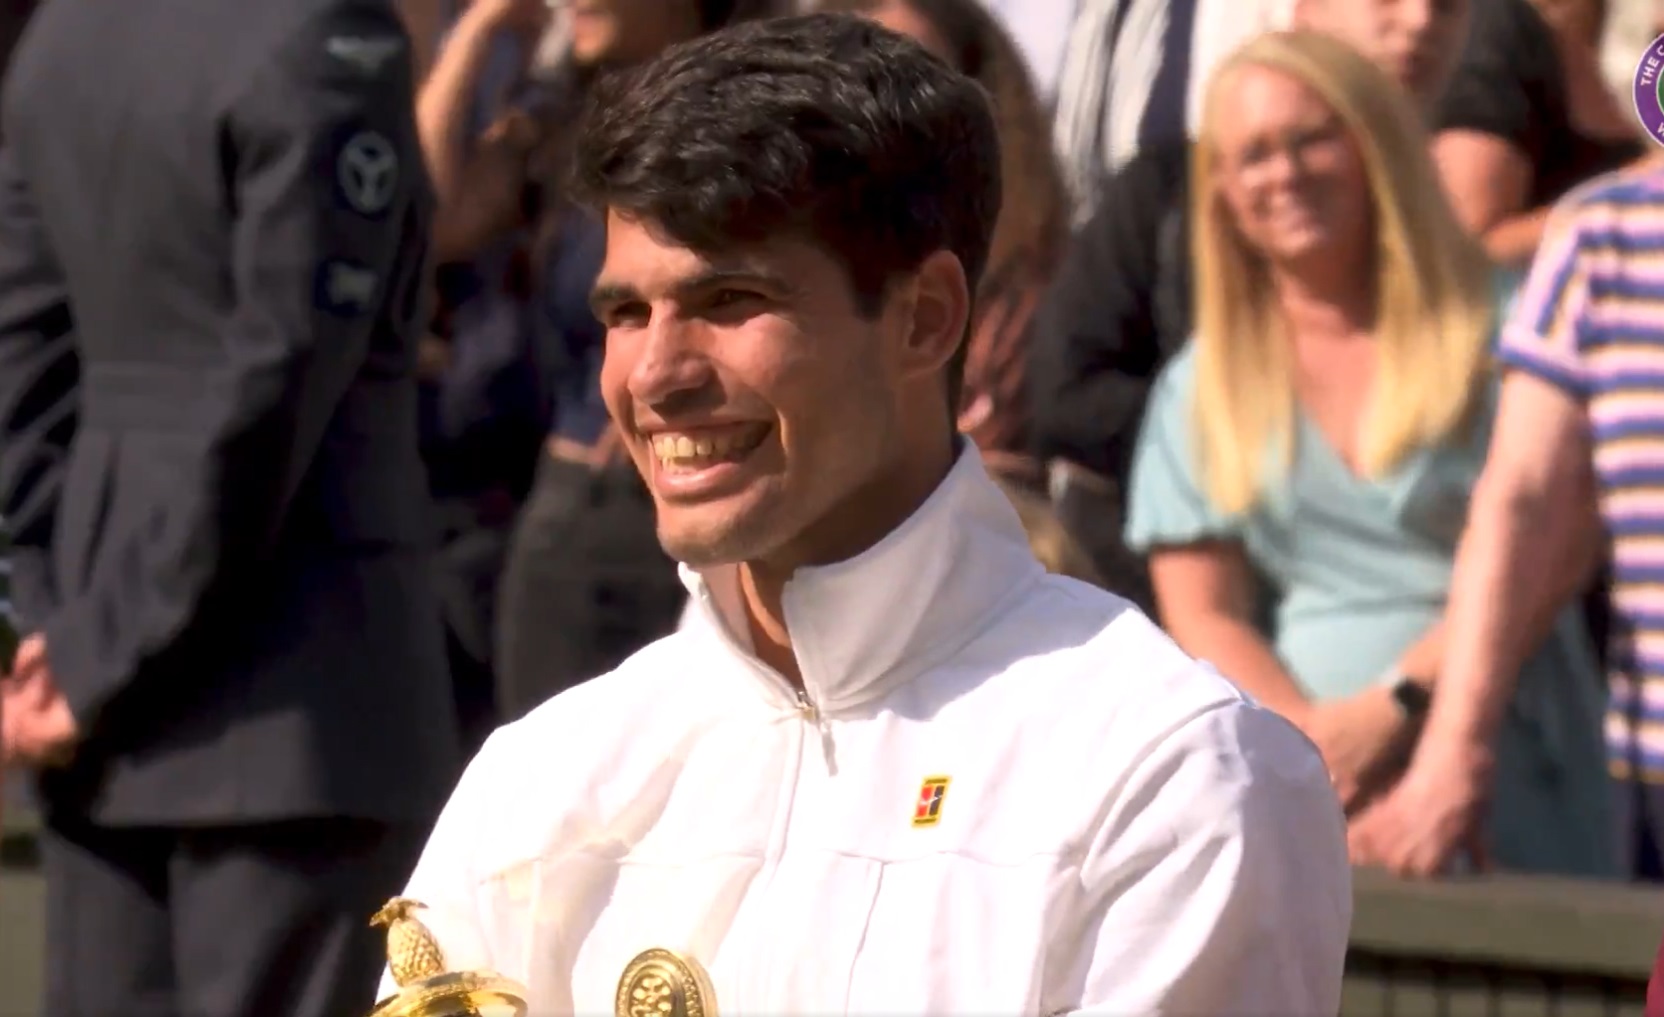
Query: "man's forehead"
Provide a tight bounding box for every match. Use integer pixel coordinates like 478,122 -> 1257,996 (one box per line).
597,214 -> 817,290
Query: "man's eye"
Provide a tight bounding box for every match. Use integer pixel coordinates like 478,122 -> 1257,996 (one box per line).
605,302 -> 650,327
711,289 -> 760,308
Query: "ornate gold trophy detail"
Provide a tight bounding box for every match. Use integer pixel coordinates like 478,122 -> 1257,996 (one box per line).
615,948 -> 718,1017
367,898 -> 530,1017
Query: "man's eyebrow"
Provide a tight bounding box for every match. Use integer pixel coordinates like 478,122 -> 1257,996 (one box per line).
589,267 -> 801,316
680,267 -> 801,297
589,281 -> 638,316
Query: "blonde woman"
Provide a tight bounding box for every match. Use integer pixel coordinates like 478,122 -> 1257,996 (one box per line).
1125,30 -> 1614,877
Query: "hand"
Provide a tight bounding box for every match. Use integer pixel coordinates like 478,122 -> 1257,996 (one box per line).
417,334 -> 453,382
1347,742 -> 1490,878
1296,686 -> 1413,814
1,635 -> 80,768
468,0 -> 552,36
480,108 -> 544,160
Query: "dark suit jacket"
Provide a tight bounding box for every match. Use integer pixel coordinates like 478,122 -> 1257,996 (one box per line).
0,0 -> 35,115
0,0 -> 462,826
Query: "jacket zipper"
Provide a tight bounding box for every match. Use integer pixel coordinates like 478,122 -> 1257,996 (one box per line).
695,589 -> 835,1008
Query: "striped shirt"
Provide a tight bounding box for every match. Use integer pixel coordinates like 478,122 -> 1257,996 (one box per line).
1500,164 -> 1664,782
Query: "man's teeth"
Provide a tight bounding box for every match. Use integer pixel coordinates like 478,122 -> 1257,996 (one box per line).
651,431 -> 757,467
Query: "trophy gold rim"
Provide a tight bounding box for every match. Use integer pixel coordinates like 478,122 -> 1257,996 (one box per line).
615,947 -> 717,1017
370,970 -> 529,1017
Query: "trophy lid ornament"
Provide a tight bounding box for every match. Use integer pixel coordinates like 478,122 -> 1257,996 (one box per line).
366,897 -> 530,1017
372,898 -> 447,988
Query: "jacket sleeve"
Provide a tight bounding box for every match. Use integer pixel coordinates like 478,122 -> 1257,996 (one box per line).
1065,700 -> 1352,1016
40,0 -> 428,731
0,143 -> 77,627
1027,144 -> 1180,480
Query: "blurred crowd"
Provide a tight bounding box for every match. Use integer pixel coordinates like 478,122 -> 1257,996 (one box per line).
385,0 -> 1664,885
7,0 -> 1664,888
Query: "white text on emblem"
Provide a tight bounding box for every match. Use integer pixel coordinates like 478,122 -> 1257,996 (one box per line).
323,261 -> 377,313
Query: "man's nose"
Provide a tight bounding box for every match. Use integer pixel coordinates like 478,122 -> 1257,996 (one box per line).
628,317 -> 715,405
1398,0 -> 1436,37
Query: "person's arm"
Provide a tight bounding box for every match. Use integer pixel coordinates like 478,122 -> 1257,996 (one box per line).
1347,199 -> 1604,875
35,0 -> 428,736
418,1 -> 549,263
1124,352 -> 1318,719
1433,130 -> 1540,262
1063,701 -> 1351,1014
1432,0 -> 1566,266
1028,144 -> 1181,481
1347,369 -> 1600,873
1147,543 -> 1311,721
0,144 -> 77,628
1416,371 -> 1600,771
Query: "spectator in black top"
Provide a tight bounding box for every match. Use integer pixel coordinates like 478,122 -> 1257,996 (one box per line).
1029,0 -> 1475,607
1434,0 -> 1644,268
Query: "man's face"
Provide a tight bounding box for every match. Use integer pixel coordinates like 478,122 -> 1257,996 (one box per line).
863,1 -> 956,65
593,214 -> 923,571
568,0 -> 701,67
1296,0 -> 1473,107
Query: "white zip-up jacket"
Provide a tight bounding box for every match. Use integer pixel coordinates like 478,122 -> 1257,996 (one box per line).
383,448 -> 1351,1015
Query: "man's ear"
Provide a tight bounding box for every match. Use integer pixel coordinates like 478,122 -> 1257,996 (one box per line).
899,249 -> 972,382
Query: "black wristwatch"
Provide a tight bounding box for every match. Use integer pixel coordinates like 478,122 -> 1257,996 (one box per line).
1386,670 -> 1433,721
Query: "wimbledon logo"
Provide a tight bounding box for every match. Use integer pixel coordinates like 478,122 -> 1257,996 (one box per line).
1635,34 -> 1664,143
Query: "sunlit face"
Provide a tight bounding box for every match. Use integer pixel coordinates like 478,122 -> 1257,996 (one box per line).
862,1 -> 956,65
592,214 -> 916,570
1210,64 -> 1375,270
1296,0 -> 1472,107
568,0 -> 702,67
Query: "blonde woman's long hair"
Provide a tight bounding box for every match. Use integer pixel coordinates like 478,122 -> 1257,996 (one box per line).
1189,31 -> 1495,515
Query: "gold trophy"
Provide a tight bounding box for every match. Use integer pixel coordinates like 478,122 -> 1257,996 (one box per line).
615,948 -> 718,1017
366,898 -> 530,1017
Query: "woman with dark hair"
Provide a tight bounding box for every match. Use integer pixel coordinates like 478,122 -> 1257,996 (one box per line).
816,0 -> 1069,491
489,0 -> 780,723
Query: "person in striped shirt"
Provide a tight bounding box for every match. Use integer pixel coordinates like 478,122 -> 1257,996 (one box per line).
1349,159 -> 1664,880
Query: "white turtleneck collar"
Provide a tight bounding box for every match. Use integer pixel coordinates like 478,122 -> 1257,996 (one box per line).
682,444 -> 1047,716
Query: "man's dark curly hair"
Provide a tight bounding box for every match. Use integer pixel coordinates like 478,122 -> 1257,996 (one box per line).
571,12 -> 1004,403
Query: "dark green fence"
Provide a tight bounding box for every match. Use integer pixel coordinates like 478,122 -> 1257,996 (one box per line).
5,813 -> 1664,1016
1345,868 -> 1664,1016
0,809 -> 43,1017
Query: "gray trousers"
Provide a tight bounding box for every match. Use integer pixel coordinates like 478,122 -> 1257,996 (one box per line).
41,815 -> 423,1017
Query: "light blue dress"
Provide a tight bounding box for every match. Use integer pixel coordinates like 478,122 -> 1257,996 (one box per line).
1125,341 -> 1618,879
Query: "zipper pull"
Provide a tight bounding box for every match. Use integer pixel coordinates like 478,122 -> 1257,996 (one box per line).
796,688 -> 838,775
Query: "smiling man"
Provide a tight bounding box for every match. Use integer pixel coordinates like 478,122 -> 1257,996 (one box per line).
380,12 -> 1351,1014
